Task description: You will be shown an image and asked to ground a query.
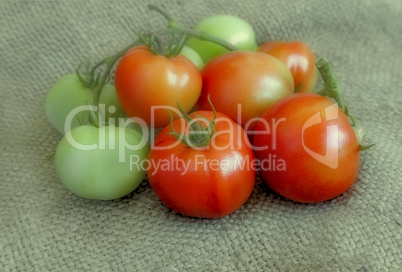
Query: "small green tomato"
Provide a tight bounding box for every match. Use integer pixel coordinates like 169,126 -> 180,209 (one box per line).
186,15 -> 258,63
54,124 -> 149,200
180,45 -> 204,70
45,74 -> 124,134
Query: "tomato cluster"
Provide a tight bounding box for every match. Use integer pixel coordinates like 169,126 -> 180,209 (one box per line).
45,6 -> 369,218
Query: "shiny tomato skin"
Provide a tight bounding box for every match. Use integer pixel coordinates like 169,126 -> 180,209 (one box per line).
258,41 -> 317,93
115,46 -> 202,128
253,93 -> 360,203
147,111 -> 256,218
197,51 -> 294,131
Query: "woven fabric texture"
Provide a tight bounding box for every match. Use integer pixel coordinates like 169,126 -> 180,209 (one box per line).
0,0 -> 401,271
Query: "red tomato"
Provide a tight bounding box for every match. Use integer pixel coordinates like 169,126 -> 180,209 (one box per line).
253,93 -> 360,203
115,46 -> 202,128
258,41 -> 317,93
147,110 -> 256,218
197,51 -> 294,132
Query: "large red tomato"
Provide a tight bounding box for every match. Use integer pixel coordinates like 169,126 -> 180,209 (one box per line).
197,51 -> 294,132
253,93 -> 360,203
258,41 -> 317,93
115,46 -> 202,128
147,110 -> 256,218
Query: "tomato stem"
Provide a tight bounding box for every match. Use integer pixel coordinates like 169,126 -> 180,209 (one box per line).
148,5 -> 176,24
148,5 -> 238,54
94,40 -> 142,106
316,58 -> 374,151
76,39 -> 142,109
316,58 -> 345,110
168,96 -> 217,148
84,100 -> 101,128
179,28 -> 238,51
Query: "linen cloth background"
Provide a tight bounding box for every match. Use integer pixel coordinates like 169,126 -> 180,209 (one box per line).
0,0 -> 401,271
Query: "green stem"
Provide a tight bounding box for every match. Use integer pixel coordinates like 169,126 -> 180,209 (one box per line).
148,5 -> 176,25
86,100 -> 101,128
91,39 -> 142,107
316,58 -> 345,111
179,28 -> 238,51
87,61 -> 106,87
316,58 -> 374,151
148,4 -> 238,53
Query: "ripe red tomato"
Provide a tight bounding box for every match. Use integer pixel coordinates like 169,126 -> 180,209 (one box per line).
147,110 -> 256,218
253,93 -> 360,203
197,51 -> 294,132
115,46 -> 202,128
258,41 -> 317,93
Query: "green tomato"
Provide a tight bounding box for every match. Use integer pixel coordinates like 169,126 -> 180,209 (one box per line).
186,15 -> 258,63
45,74 -> 124,134
55,124 -> 149,200
180,45 -> 204,70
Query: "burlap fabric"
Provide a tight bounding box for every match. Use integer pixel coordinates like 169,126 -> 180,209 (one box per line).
0,0 -> 401,271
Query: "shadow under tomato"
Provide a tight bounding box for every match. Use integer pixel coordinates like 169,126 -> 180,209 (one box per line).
256,173 -> 357,207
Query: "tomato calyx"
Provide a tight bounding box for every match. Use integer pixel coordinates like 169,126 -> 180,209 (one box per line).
134,29 -> 190,58
316,58 -> 374,150
78,100 -> 116,129
148,5 -> 238,54
169,97 -> 217,148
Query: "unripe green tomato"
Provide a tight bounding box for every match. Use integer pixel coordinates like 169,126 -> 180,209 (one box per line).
185,15 -> 258,63
180,45 -> 204,70
45,74 -> 124,134
54,125 -> 149,200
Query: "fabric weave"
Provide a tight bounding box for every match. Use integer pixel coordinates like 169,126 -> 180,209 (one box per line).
0,0 -> 401,271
